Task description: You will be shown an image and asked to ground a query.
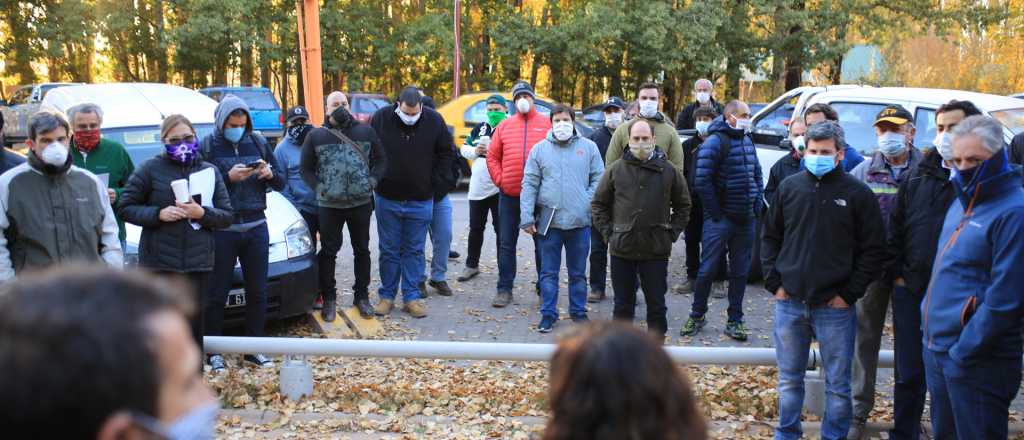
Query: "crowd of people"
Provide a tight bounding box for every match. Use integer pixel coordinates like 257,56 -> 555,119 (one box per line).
0,76 -> 1022,439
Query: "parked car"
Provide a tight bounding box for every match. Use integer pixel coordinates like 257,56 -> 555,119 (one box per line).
1011,93 -> 1024,100
42,83 -> 318,325
437,92 -> 592,147
348,93 -> 392,123
198,86 -> 284,141
1,82 -> 81,145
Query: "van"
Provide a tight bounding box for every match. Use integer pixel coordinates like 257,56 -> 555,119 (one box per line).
198,86 -> 284,141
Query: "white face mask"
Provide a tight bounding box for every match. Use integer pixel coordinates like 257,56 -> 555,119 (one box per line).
604,112 -> 623,130
395,107 -> 421,126
696,92 -> 711,104
516,98 -> 532,114
638,100 -> 659,118
792,135 -> 806,152
552,121 -> 574,142
733,117 -> 752,131
934,131 -> 954,161
41,141 -> 69,166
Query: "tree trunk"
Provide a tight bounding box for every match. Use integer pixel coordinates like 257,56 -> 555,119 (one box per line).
529,1 -> 551,87
155,0 -> 168,83
240,37 -> 255,86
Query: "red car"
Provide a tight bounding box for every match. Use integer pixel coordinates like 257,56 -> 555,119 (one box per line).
349,93 -> 391,123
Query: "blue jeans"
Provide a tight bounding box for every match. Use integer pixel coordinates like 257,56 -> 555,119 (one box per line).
924,349 -> 1021,440
691,215 -> 755,322
891,285 -> 926,440
375,195 -> 432,302
537,227 -> 589,319
774,298 -> 856,440
206,223 -> 270,338
497,193 -> 541,292
425,195 -> 453,282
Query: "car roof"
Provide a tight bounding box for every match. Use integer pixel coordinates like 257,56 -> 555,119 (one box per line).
199,86 -> 272,92
807,87 -> 1024,111
42,83 -> 219,129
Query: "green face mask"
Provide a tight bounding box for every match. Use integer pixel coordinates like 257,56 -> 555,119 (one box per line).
487,110 -> 507,127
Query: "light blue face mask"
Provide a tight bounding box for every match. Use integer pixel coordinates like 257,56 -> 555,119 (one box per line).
223,126 -> 245,144
804,153 -> 837,177
133,402 -> 220,440
877,131 -> 906,157
695,120 -> 711,137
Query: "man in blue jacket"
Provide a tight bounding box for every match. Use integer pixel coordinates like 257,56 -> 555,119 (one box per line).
681,100 -> 763,341
201,95 -> 286,372
922,115 -> 1024,439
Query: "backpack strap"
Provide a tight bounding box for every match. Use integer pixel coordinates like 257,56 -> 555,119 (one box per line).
326,127 -> 370,167
249,132 -> 274,162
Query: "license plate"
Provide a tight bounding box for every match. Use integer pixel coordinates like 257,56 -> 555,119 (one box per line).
225,291 -> 247,308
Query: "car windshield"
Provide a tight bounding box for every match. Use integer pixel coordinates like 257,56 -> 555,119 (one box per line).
103,124 -> 216,166
828,102 -> 890,154
353,97 -> 389,114
989,108 -> 1024,136
229,90 -> 279,111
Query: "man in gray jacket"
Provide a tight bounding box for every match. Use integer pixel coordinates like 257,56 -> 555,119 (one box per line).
520,104 -> 605,333
0,111 -> 122,281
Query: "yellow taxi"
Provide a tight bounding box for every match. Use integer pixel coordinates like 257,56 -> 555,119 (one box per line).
437,91 -> 561,146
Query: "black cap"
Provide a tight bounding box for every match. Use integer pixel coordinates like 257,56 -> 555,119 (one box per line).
874,104 -> 914,126
286,106 -> 308,124
603,97 -> 626,111
398,86 -> 422,106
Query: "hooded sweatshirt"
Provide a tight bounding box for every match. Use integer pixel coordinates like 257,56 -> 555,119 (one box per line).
519,130 -> 604,231
200,95 -> 285,225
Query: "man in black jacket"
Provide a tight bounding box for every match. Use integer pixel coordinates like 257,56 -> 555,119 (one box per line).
585,96 -> 625,303
301,105 -> 386,321
675,107 -> 723,296
675,78 -> 724,130
764,117 -> 807,205
369,86 -> 455,319
762,121 -> 886,440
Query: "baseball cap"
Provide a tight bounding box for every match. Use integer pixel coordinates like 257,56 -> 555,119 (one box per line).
486,94 -> 507,107
874,105 -> 914,127
603,97 -> 626,111
286,106 -> 308,124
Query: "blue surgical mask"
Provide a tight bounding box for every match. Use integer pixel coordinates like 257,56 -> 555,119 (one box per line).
695,121 -> 711,137
804,153 -> 837,177
223,126 -> 245,144
132,402 -> 219,440
877,131 -> 906,157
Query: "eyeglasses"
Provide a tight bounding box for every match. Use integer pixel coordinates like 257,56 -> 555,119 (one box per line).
165,135 -> 196,145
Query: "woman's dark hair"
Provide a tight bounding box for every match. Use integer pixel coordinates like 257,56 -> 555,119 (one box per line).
543,322 -> 707,440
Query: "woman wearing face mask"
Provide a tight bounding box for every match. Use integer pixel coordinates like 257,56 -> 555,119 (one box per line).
118,114 -> 234,357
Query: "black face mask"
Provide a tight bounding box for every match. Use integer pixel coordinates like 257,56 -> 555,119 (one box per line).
330,106 -> 354,129
287,124 -> 312,144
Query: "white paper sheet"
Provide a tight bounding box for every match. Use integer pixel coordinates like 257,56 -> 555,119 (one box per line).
188,168 -> 215,207
96,173 -> 110,188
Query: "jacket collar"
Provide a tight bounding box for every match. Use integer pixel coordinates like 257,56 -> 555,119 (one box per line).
867,147 -> 922,175
623,148 -> 666,169
545,130 -> 579,146
802,165 -> 845,183
27,150 -> 72,176
707,117 -> 745,139
917,148 -> 950,180
953,149 -> 1020,207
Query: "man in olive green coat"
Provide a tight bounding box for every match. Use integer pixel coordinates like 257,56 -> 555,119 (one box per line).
605,82 -> 684,170
592,119 -> 691,338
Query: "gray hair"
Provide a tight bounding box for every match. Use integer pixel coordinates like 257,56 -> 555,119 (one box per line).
951,115 -> 1004,153
28,111 -> 70,142
805,120 -> 846,151
66,103 -> 104,125
694,78 -> 713,89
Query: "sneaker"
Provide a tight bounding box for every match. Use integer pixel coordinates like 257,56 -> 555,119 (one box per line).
492,291 -> 513,308
374,299 -> 394,316
448,250 -> 460,260
403,299 -> 428,318
457,266 -> 480,281
428,280 -> 453,297
313,294 -> 324,310
355,299 -> 375,319
538,315 -> 557,333
244,354 -> 275,368
208,354 -> 227,373
418,281 -> 429,298
848,417 -> 868,440
572,314 -> 590,323
587,290 -> 605,303
673,279 -> 695,295
711,281 -> 728,299
535,282 -> 541,296
680,316 -> 706,337
724,321 -> 748,342
321,299 -> 337,322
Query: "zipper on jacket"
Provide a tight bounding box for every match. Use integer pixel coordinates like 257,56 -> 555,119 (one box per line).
521,115 -> 528,173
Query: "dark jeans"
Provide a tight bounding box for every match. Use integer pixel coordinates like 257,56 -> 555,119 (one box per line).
537,227 -> 589,319
684,196 -> 727,281
610,256 -> 668,336
466,194 -> 500,269
154,270 -> 209,355
496,193 -> 541,293
924,349 -> 1022,440
589,227 -> 608,292
206,223 -> 270,338
891,285 -> 926,440
319,203 -> 373,303
690,215 -> 754,322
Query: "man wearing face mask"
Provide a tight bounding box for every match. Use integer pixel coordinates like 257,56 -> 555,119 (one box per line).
0,268 -> 220,440
458,95 -> 507,282
847,105 -> 924,438
605,83 -> 684,170
369,86 -> 455,318
67,103 -> 135,249
885,100 -> 981,440
325,91 -> 350,120
764,117 -> 808,205
681,100 -> 763,342
0,111 -> 122,281
585,96 -> 626,303
592,119 -> 691,339
804,103 -> 865,171
763,120 -> 887,440
275,107 -> 318,269
520,105 -> 604,333
487,81 -> 551,308
675,78 -> 725,130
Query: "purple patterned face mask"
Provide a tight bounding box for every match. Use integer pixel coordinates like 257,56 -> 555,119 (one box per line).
165,139 -> 199,164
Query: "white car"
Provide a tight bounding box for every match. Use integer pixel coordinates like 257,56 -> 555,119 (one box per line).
42,83 -> 317,323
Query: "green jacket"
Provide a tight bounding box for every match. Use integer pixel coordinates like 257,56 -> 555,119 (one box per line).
604,112 -> 684,170
70,137 -> 135,241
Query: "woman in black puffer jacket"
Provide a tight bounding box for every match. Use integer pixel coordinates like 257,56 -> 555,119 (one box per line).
118,114 -> 233,353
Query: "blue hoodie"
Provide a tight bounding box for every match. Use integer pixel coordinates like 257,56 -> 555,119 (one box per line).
201,95 -> 286,223
519,130 -> 604,231
694,117 -> 763,222
922,149 -> 1024,365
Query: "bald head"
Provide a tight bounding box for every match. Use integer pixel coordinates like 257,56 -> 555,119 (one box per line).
326,91 -> 349,114
724,100 -> 752,130
629,119 -> 655,145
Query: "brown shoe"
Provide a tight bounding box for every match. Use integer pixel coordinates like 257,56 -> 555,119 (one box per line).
403,299 -> 428,318
492,291 -> 513,308
374,299 -> 394,316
